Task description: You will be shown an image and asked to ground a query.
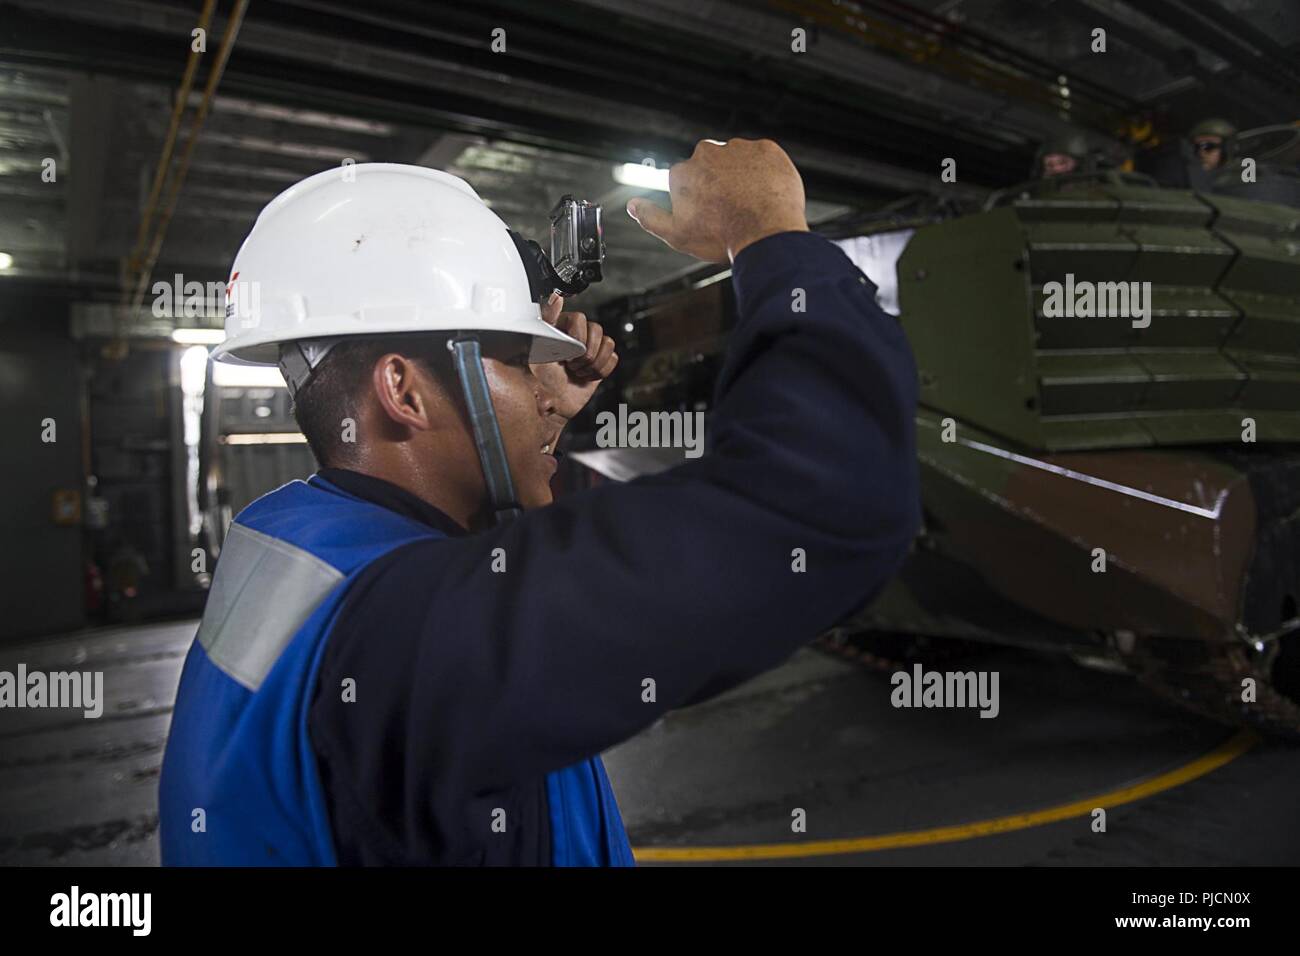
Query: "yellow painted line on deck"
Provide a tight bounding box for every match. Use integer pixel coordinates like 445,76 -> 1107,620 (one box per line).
633,730 -> 1256,862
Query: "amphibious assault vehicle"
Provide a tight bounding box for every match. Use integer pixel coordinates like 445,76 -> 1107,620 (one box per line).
581,171 -> 1300,737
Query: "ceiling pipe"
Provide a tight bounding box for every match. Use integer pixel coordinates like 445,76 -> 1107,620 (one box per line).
124,0 -> 251,325
122,0 -> 217,304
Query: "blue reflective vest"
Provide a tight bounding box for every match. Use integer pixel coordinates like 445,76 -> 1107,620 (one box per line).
159,475 -> 633,866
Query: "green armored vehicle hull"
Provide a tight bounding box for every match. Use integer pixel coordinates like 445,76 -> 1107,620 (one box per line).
850,180 -> 1300,735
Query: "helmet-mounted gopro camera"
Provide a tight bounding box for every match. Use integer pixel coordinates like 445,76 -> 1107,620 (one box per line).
508,195 -> 604,302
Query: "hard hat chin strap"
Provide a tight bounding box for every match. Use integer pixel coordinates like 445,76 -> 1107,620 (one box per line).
278,338 -> 340,400
448,334 -> 523,524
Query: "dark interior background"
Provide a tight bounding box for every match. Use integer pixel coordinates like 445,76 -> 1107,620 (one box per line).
1,0 -> 1297,641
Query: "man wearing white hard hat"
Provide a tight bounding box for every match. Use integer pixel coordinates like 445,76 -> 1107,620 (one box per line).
160,139 -> 921,866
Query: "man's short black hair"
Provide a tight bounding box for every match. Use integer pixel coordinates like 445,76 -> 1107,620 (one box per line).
290,334 -> 454,468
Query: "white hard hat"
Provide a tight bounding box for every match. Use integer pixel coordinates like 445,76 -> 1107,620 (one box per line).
211,163 -> 586,367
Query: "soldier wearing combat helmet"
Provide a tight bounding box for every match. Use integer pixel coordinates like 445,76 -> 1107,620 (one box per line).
1189,117 -> 1237,173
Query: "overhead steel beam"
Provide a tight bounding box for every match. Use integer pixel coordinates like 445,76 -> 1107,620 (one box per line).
0,0 -> 1011,199
1011,0 -> 1298,127
1178,0 -> 1300,89
1116,0 -> 1300,97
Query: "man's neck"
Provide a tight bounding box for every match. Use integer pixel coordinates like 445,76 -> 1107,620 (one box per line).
322,465 -> 480,538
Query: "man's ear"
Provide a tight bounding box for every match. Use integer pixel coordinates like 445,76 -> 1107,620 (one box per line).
371,353 -> 435,432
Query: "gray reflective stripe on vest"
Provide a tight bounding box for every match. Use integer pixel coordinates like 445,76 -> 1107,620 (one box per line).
197,523 -> 344,691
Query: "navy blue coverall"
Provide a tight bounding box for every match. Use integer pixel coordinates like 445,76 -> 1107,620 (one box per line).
161,229 -> 921,865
